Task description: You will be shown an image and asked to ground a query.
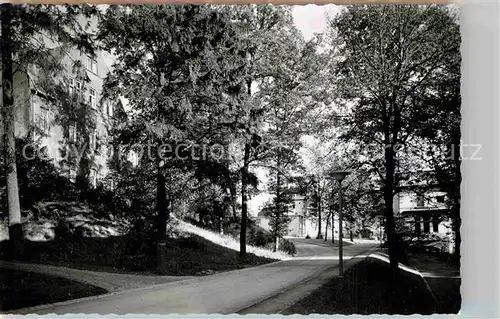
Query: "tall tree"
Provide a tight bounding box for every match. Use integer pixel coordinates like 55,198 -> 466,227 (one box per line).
1,4 -> 21,256
327,5 -> 460,275
98,5 -> 249,267
224,5 -> 298,259
257,27 -> 326,251
301,137 -> 336,239
412,55 -> 461,261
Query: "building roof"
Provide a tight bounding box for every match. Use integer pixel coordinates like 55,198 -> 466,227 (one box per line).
257,210 -> 267,217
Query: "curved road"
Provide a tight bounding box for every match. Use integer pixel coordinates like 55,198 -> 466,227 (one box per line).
13,239 -> 378,315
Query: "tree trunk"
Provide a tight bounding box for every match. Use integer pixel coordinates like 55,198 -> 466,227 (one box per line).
76,139 -> 91,195
452,140 -> 461,263
331,211 -> 335,244
229,183 -> 237,219
155,162 -> 169,272
239,142 -> 250,260
324,212 -> 330,242
274,156 -> 282,252
316,181 -> 322,239
77,112 -> 91,189
1,4 -> 24,259
384,143 -> 399,276
156,164 -> 168,241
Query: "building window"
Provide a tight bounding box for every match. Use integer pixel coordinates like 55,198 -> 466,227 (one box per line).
129,151 -> 139,166
37,107 -> 50,134
89,133 -> 96,150
423,217 -> 430,233
74,79 -> 86,101
415,215 -> 421,234
69,169 -> 77,183
107,101 -> 114,117
436,195 -> 445,203
432,216 -> 440,233
90,169 -> 97,188
76,80 -> 82,91
433,219 -> 439,233
68,78 -> 75,95
87,57 -> 98,74
68,124 -> 77,142
416,195 -> 425,208
89,88 -> 96,109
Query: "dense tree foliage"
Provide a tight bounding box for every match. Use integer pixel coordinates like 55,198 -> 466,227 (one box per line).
326,4 -> 460,274
1,4 -> 460,276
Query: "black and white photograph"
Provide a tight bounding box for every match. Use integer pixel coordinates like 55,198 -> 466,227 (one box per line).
0,3 -> 463,315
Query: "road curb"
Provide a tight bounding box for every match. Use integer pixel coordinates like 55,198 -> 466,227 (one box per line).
405,261 -> 441,307
368,251 -> 440,307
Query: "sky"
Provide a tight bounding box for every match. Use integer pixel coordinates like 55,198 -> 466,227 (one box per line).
291,4 -> 342,41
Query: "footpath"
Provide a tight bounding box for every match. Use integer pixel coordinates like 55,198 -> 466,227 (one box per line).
0,260 -> 193,292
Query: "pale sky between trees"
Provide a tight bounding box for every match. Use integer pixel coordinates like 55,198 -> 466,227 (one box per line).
292,5 -> 341,41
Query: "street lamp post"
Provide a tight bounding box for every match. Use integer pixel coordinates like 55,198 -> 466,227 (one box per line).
330,170 -> 350,276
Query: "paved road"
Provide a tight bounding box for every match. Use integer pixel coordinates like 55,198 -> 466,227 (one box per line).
13,239 -> 378,315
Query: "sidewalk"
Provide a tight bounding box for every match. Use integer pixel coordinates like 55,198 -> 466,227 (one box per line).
407,252 -> 461,313
0,261 -> 193,292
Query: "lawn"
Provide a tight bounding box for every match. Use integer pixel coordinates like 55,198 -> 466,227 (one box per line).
0,269 -> 107,312
0,233 -> 277,276
283,257 -> 439,315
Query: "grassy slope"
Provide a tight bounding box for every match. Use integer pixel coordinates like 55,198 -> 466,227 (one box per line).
0,214 -> 287,276
283,257 -> 443,315
177,219 -> 290,260
0,269 -> 107,312
0,233 -> 278,276
0,202 -> 287,275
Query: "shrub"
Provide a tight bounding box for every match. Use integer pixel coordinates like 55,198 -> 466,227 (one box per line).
116,218 -> 156,270
279,238 -> 297,256
359,228 -> 373,239
0,138 -> 80,214
178,236 -> 202,249
224,217 -> 267,245
249,229 -> 273,247
53,219 -> 85,241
